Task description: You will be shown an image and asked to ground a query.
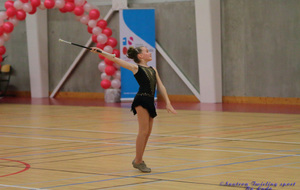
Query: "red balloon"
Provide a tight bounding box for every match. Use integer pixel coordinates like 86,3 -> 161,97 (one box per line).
16,10 -> 27,21
31,0 -> 41,7
6,7 -> 17,18
0,27 -> 4,36
104,58 -> 114,66
65,2 -> 75,12
102,28 -> 112,37
96,43 -> 105,49
92,35 -> 98,43
113,49 -> 120,58
0,46 -> 6,55
3,22 -> 14,33
107,37 -> 117,48
89,9 -> 100,20
97,19 -> 107,29
100,79 -> 111,89
87,26 -> 93,34
105,65 -> 116,76
122,47 -> 127,55
4,1 -> 14,9
98,54 -> 105,60
0,56 -> 3,63
59,7 -> 67,13
29,6 -> 37,14
20,0 -> 29,3
66,0 -> 74,2
73,6 -> 84,16
44,0 -> 55,9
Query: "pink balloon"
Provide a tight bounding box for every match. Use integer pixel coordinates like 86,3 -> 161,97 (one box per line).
104,45 -> 113,54
104,58 -> 114,66
107,37 -> 117,48
16,10 -> 26,21
89,9 -> 100,20
73,6 -> 84,16
92,27 -> 102,35
102,28 -> 112,37
3,33 -> 10,41
55,0 -> 65,9
44,0 -> 55,9
23,3 -> 32,12
105,65 -> 116,76
66,0 -> 74,2
100,79 -> 111,89
0,38 -> 4,47
88,20 -> 97,28
79,15 -> 89,24
6,7 -> 17,18
3,22 -> 14,33
20,0 -> 29,3
113,49 -> 120,58
14,1 -> 24,10
98,61 -> 106,72
97,34 -> 107,44
5,1 -> 14,9
9,18 -> 18,26
31,0 -> 41,7
111,79 -> 121,89
65,2 -> 75,12
75,0 -> 85,6
101,72 -> 110,80
97,19 -> 107,29
0,46 -> 6,55
113,70 -> 121,80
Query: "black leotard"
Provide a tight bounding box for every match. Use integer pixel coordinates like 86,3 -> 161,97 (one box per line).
131,65 -> 157,118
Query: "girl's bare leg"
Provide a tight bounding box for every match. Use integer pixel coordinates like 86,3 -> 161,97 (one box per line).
142,117 -> 153,154
134,106 -> 150,164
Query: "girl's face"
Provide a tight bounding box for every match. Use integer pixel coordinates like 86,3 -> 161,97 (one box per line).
139,47 -> 152,62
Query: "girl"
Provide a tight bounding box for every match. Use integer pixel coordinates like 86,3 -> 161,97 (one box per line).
91,46 -> 177,173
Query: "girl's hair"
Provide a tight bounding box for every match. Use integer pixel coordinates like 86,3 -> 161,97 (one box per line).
127,46 -> 143,63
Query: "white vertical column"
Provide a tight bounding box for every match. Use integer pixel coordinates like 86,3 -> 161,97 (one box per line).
26,9 -> 49,98
195,0 -> 222,103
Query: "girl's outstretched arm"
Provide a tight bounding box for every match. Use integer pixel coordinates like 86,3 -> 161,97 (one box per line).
152,67 -> 177,114
90,47 -> 138,74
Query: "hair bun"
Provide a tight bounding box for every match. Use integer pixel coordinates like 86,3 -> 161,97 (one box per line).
126,46 -> 142,63
127,47 -> 138,59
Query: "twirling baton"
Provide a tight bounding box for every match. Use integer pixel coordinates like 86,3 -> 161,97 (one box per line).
58,39 -> 116,58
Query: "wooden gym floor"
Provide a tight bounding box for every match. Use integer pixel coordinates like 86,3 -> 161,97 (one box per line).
0,97 -> 299,190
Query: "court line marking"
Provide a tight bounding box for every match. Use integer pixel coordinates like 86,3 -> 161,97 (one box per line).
1,135 -> 300,156
16,154 -> 257,187
0,158 -> 30,177
40,154 -> 299,189
0,184 -> 46,190
201,137 -> 300,144
2,130 -> 299,153
1,125 -> 299,144
12,147 -> 300,188
99,161 -> 300,190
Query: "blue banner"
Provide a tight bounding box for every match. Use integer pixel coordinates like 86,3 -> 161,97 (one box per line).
119,9 -> 156,101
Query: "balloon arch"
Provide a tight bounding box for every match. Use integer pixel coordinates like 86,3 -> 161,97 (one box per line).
0,0 -> 121,89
